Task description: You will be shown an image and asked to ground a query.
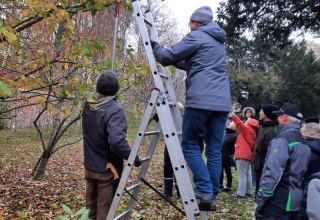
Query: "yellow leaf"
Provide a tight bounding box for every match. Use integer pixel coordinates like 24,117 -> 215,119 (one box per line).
45,3 -> 56,10
87,98 -> 96,103
44,64 -> 51,71
17,211 -> 27,218
52,108 -> 59,116
22,9 -> 30,16
26,0 -> 34,7
5,31 -> 17,44
47,104 -> 53,111
64,108 -> 71,116
133,103 -> 139,111
87,77 -> 92,84
57,9 -> 68,21
67,19 -> 75,30
84,57 -> 91,66
64,63 -> 68,70
37,50 -> 44,54
35,96 -> 45,106
22,96 -> 29,102
49,203 -> 58,208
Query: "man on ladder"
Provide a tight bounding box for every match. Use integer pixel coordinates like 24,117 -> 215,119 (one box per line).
151,6 -> 232,211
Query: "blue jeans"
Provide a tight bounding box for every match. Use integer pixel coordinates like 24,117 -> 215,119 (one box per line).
182,107 -> 228,201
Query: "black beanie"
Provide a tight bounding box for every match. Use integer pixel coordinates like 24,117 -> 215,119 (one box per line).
96,71 -> 119,96
262,104 -> 278,121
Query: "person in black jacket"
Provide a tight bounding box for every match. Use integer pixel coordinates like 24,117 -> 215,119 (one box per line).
220,119 -> 237,192
298,122 -> 320,220
253,104 -> 278,196
82,71 -> 141,220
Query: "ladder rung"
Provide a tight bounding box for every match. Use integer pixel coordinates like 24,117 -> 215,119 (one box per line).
168,101 -> 176,106
114,209 -> 131,220
159,73 -> 168,79
126,182 -> 142,192
141,156 -> 151,162
143,16 -> 153,27
145,130 -> 160,136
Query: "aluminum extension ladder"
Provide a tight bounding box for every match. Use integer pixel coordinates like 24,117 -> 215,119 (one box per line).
106,1 -> 208,219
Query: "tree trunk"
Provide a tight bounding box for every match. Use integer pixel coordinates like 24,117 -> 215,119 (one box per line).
33,152 -> 50,180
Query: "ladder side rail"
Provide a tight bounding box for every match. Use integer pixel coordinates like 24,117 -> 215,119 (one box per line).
106,90 -> 159,220
133,1 -> 182,135
132,1 -> 165,92
155,95 -> 199,218
145,11 -> 183,131
124,123 -> 162,219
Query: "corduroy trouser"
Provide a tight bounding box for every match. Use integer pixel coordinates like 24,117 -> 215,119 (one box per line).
85,169 -> 114,220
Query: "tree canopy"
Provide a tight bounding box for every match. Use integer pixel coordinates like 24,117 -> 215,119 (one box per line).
217,0 -> 320,47
0,0 -> 182,179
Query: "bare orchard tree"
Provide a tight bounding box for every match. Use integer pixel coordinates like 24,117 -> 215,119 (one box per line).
31,84 -> 82,180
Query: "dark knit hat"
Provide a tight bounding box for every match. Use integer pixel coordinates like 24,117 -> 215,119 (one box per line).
272,103 -> 303,120
96,71 -> 119,96
262,104 -> 278,121
190,6 -> 213,24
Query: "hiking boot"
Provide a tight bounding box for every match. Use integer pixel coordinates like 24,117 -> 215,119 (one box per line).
164,178 -> 173,198
193,189 -> 213,203
163,192 -> 173,199
198,201 -> 216,211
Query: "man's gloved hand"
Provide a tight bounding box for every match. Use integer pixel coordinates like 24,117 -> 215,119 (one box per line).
254,203 -> 263,220
150,40 -> 157,48
134,156 -> 143,167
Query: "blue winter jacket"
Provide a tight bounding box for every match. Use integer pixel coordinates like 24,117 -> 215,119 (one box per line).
256,123 -> 311,212
152,21 -> 232,112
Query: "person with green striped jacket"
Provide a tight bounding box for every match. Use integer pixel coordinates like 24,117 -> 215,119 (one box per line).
255,103 -> 311,220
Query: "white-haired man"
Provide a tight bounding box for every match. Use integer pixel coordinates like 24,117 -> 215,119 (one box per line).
255,103 -> 311,220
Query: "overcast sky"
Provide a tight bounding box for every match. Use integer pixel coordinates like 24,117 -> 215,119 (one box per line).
163,0 -> 221,33
161,0 -> 319,43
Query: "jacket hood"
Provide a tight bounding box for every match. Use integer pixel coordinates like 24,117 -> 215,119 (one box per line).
242,107 -> 256,118
276,123 -> 301,136
87,93 -> 115,111
306,138 -> 320,155
247,118 -> 260,130
198,21 -> 226,44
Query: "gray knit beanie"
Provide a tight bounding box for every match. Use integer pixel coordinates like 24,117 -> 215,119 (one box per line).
190,6 -> 213,24
96,71 -> 119,96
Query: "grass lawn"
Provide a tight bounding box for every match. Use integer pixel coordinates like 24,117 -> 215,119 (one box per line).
0,127 -> 255,219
